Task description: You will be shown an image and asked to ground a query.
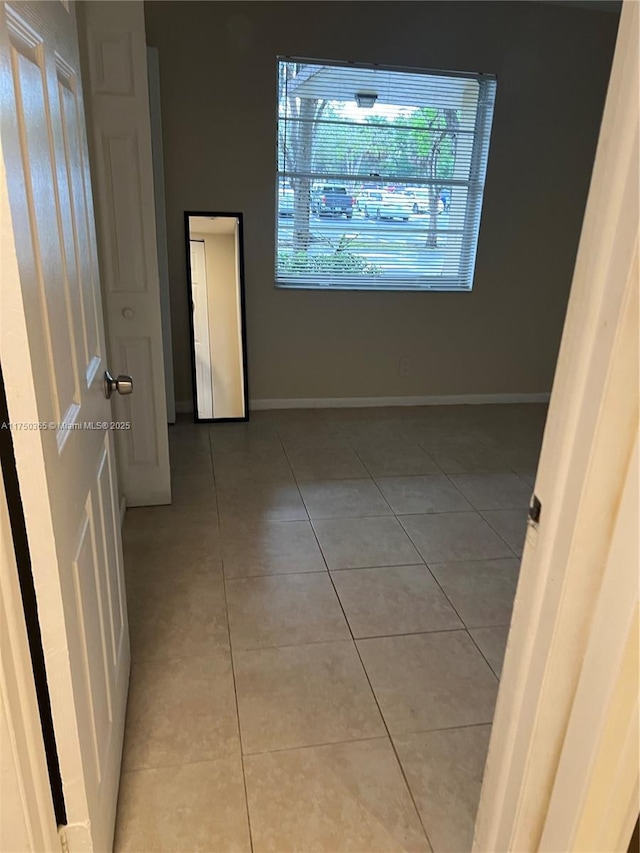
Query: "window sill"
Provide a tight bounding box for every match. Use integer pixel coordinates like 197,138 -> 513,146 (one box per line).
275,281 -> 473,293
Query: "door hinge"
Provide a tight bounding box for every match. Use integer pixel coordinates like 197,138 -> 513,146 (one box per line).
528,494 -> 542,525
59,828 -> 69,853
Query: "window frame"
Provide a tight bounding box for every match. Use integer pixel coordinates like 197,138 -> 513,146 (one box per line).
275,56 -> 497,293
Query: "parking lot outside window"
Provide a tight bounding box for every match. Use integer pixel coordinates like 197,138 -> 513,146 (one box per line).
276,58 -> 496,291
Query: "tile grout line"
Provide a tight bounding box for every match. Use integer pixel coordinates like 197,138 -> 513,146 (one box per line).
443,469 -> 532,506
479,508 -> 525,560
339,599 -> 437,851
274,427 -> 312,523
276,423 -> 436,852
397,486 -> 506,685
349,444 -> 403,516
509,464 -> 538,487
395,509 -> 505,565
121,749 -> 246,777
424,561 -> 502,685
350,437 -> 449,482
208,430 -> 256,853
465,627 -> 507,681
416,426 -> 530,479
326,556 -> 428,569
436,466 -> 527,561
237,719 -> 495,759
229,623 -> 505,655
280,434 -> 435,573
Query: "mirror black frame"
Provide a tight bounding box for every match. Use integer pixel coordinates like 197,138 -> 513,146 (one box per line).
184,211 -> 249,423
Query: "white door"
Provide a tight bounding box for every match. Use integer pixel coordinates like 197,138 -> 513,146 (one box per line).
474,1 -> 638,847
77,0 -> 171,507
190,239 -> 214,419
0,2 -> 129,850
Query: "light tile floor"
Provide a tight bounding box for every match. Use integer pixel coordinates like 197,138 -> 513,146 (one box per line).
114,403 -> 545,852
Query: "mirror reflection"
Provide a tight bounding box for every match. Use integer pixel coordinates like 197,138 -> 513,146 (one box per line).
186,213 -> 248,421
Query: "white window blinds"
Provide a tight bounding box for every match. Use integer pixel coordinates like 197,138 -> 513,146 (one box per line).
276,58 -> 496,291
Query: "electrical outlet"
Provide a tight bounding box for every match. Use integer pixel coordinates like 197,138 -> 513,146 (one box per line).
399,357 -> 411,377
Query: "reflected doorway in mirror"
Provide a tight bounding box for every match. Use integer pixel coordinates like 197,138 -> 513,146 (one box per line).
184,213 -> 249,421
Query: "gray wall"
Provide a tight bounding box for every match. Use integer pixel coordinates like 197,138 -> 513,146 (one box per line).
144,1 -> 618,407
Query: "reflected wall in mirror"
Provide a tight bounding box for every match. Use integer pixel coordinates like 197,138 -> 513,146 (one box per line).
185,213 -> 248,421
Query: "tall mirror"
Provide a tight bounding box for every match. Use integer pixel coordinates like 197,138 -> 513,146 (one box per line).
185,213 -> 248,421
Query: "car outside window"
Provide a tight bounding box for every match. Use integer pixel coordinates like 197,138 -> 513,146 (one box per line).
276,57 -> 496,291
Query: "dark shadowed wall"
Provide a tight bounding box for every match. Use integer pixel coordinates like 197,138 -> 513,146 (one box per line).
144,0 -> 618,407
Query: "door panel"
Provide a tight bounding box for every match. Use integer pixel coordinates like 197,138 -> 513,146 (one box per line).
71,506 -> 112,781
78,1 -> 171,507
99,133 -> 148,293
9,25 -> 80,432
96,438 -> 127,669
0,2 -> 130,849
116,336 -> 160,466
56,58 -> 102,380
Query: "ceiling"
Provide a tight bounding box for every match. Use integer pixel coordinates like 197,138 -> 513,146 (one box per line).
189,215 -> 238,235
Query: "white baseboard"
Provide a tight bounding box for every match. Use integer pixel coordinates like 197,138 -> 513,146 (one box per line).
175,399 -> 194,414
250,392 -> 551,411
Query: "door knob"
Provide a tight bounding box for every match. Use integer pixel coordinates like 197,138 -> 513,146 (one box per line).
104,370 -> 133,399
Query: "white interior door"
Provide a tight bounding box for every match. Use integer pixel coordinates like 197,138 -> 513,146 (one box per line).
190,239 -> 214,419
474,1 -> 638,847
0,2 -> 129,849
77,0 -> 171,507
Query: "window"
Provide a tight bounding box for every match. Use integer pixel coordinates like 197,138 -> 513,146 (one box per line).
276,58 -> 496,291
